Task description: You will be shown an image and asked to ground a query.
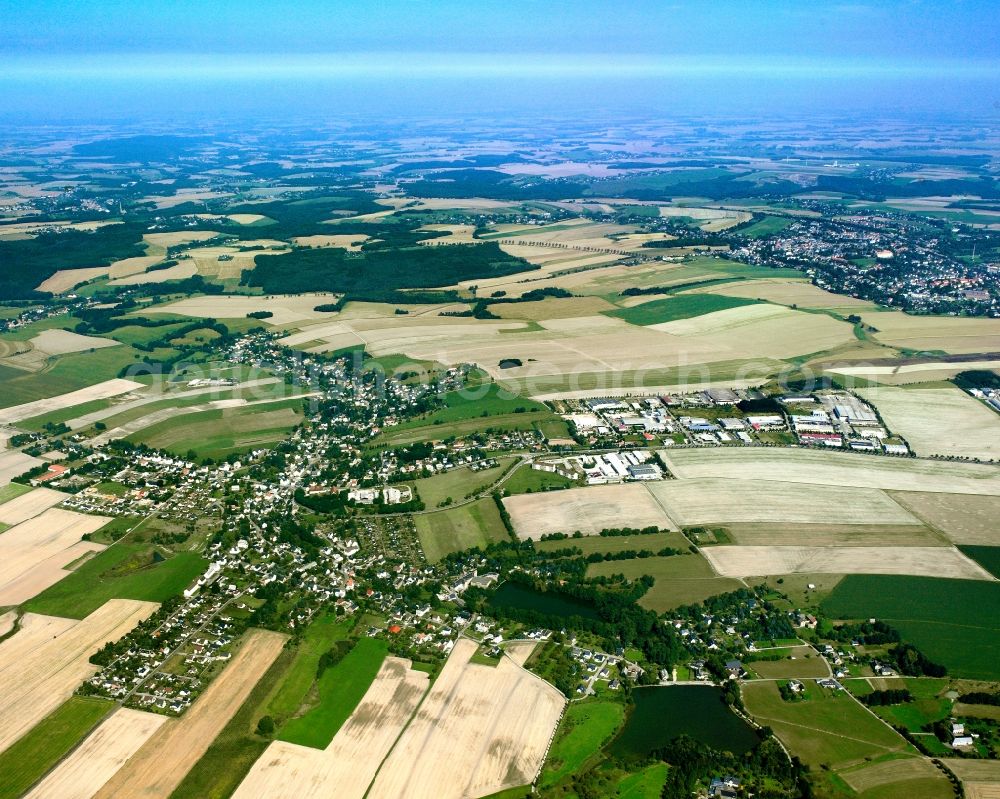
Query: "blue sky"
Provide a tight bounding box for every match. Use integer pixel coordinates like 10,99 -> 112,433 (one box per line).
1,0 -> 997,119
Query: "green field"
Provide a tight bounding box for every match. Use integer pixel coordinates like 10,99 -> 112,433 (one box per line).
845,678 -> 950,733
821,575 -> 1000,680
587,552 -> 743,612
23,543 -> 206,618
0,482 -> 32,505
958,546 -> 1000,579
502,466 -> 575,495
414,497 -> 511,562
267,614 -> 352,724
127,398 -> 304,460
742,681 -> 911,771
0,345 -> 145,409
0,697 -> 113,799
540,699 -> 625,788
739,216 -> 793,238
605,293 -> 759,326
410,458 -> 514,508
616,762 -> 670,799
276,637 -> 389,749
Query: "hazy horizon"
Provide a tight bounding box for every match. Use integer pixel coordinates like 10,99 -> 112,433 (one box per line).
1,0 -> 997,122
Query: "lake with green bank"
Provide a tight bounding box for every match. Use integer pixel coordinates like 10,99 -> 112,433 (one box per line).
609,685 -> 758,759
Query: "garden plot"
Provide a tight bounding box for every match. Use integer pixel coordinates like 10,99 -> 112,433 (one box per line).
646,478 -> 922,527
0,600 -> 157,755
702,545 -> 993,580
232,657 -> 429,799
661,448 -> 1000,495
503,483 -> 676,539
859,386 -> 1000,461
24,708 -> 167,799
367,638 -> 565,799
0,508 -> 109,605
92,629 -> 286,799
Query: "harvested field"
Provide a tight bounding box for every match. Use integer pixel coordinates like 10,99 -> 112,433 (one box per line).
891,492 -> 1000,545
23,708 -> 167,799
108,261 -> 197,285
154,294 -> 340,326
0,378 -> 144,420
0,450 -> 42,487
827,359 -> 1000,386
840,757 -> 949,794
859,386 -> 1000,461
0,508 -> 109,605
0,600 -> 156,755
690,278 -> 879,310
649,304 -> 854,359
0,611 -> 14,637
367,637 -> 565,799
646,478 -> 922,527
292,233 -> 369,250
661,448 -> 1000,495
723,522 -> 944,547
142,230 -> 219,251
232,657 -> 428,799
702,545 -> 993,580
107,255 -> 165,279
948,760 -> 1000,798
0,487 -> 66,526
860,311 -> 1000,355
492,296 -> 616,320
35,267 -> 109,293
92,628 -> 286,799
503,484 -> 676,539
28,329 -> 118,356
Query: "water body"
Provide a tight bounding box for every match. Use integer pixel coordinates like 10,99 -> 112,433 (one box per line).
610,685 -> 758,758
488,581 -> 601,621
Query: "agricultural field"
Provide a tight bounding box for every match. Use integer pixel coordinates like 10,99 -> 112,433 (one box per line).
689,276 -> 880,311
0,696 -> 114,799
859,385 -> 1000,461
605,294 -> 759,326
0,486 -> 65,526
747,647 -> 830,679
958,546 -> 1000,578
125,398 -> 305,460
23,542 -> 207,619
91,629 -> 286,799
946,761 -> 1000,799
0,600 -> 156,755
839,757 -> 952,798
23,708 -> 166,799
661,447 -> 1000,495
277,637 -> 389,749
741,681 -> 912,771
503,484 -> 677,539
822,575 -> 1000,680
535,530 -> 688,556
647,478 -> 924,527
0,449 -> 42,487
366,637 -> 565,799
414,498 -> 511,562
857,310 -> 1000,355
0,508 -> 110,606
539,699 -> 625,788
702,545 -> 992,580
232,656 -> 429,799
410,458 -> 515,508
0,377 -> 144,420
152,293 -> 340,326
587,552 -> 743,612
